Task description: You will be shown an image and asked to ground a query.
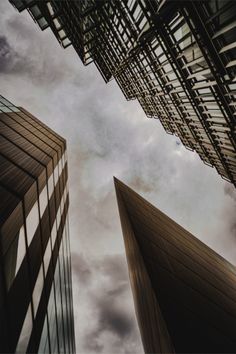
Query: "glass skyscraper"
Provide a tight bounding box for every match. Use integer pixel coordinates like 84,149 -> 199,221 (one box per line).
9,0 -> 236,187
115,177 -> 236,353
0,95 -> 75,353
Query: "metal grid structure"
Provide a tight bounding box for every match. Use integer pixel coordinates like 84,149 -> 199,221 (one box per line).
0,96 -> 76,353
9,0 -> 236,186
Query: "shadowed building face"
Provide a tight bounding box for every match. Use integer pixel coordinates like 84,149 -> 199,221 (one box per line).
114,177 -> 236,354
0,96 -> 75,354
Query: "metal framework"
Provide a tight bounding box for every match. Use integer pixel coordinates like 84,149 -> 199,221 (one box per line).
10,0 -> 236,186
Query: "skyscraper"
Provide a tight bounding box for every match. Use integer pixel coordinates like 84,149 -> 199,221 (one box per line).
0,95 -> 75,353
9,0 -> 236,187
114,177 -> 236,353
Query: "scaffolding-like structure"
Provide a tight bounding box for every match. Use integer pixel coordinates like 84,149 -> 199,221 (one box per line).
10,0 -> 236,186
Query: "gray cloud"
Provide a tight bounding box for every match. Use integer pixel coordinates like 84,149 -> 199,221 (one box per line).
72,253 -> 142,353
0,35 -> 26,73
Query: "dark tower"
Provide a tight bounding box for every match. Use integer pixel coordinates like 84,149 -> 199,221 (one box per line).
115,177 -> 236,353
0,95 -> 75,353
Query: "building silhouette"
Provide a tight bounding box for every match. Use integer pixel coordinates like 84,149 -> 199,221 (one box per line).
114,177 -> 236,353
9,0 -> 236,187
0,96 -> 75,353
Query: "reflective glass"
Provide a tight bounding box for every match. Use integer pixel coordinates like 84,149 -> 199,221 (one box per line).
32,265 -> 44,315
51,222 -> 57,250
4,226 -> 26,291
30,5 -> 41,18
48,285 -> 59,353
15,304 -> 33,354
48,172 -> 54,200
54,166 -> 59,187
43,238 -> 51,276
15,226 -> 26,275
26,201 -> 39,245
38,315 -> 49,354
39,185 -> 48,217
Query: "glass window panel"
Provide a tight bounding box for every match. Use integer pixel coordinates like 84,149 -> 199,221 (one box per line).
8,0 -> 23,9
38,315 -> 49,354
54,166 -> 59,187
43,238 -> 51,276
30,4 -> 41,18
53,18 -> 61,30
58,29 -> 66,39
32,265 -> 44,315
4,226 -> 26,291
48,286 -> 59,353
39,185 -> 48,217
26,202 -> 39,246
58,159 -> 62,176
15,226 -> 26,275
0,106 -> 13,113
15,304 -> 33,354
51,222 -> 57,250
48,173 -> 54,199
38,17 -> 48,29
62,153 -> 65,169
47,2 -> 54,16
11,106 -> 20,112
0,96 -> 12,106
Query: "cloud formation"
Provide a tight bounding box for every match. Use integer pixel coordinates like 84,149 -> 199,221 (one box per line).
72,253 -> 142,353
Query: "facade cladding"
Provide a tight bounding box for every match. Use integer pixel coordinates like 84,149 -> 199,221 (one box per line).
9,0 -> 236,186
115,177 -> 236,353
0,96 -> 75,353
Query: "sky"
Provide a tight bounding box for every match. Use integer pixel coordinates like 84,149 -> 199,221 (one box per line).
1,2 -> 236,354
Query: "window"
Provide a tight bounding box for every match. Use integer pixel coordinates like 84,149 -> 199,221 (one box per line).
54,166 -> 59,187
15,304 -> 33,354
32,265 -> 44,315
38,315 -> 50,354
26,202 -> 39,246
51,222 -> 57,250
48,173 -> 54,199
43,238 -> 51,276
39,185 -> 48,217
4,226 -> 26,291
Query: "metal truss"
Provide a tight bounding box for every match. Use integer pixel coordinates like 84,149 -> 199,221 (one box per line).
9,0 -> 236,186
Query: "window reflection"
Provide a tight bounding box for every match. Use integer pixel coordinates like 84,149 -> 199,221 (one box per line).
51,222 -> 57,250
43,238 -> 51,276
38,315 -> 50,354
39,185 -> 48,217
15,304 -> 33,354
48,285 -> 59,353
48,173 -> 54,199
4,226 -> 26,291
32,265 -> 44,315
26,202 -> 39,246
54,166 -> 59,187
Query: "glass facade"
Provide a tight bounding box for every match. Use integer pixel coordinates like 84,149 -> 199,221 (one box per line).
0,95 -> 75,353
115,178 -> 236,353
9,0 -> 236,187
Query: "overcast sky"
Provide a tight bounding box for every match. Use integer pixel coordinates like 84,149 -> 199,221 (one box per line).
1,2 -> 236,354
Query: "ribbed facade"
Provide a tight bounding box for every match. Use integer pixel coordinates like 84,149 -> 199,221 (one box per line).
0,96 -> 75,353
9,0 -> 236,186
115,177 -> 236,353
